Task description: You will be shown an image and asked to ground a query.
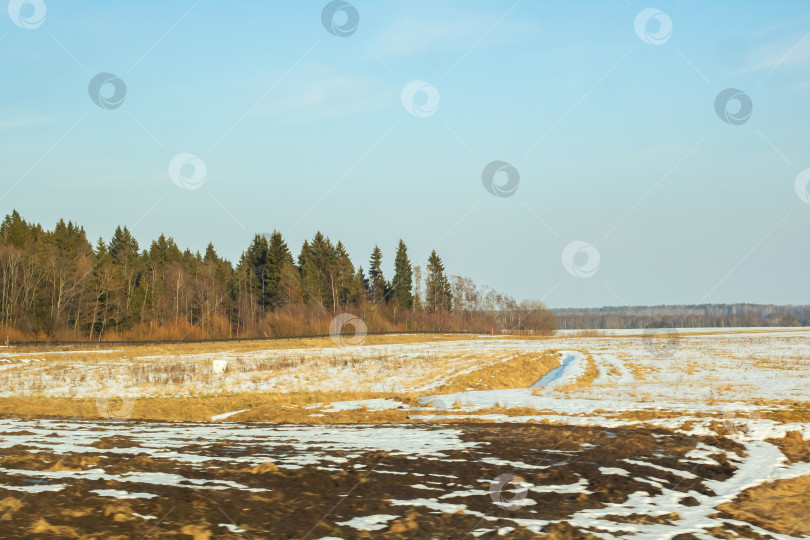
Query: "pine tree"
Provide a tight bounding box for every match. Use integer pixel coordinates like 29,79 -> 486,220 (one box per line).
391,239 -> 413,310
199,242 -> 231,331
358,266 -> 369,295
334,241 -> 355,310
108,226 -> 142,326
0,210 -> 32,248
45,219 -> 93,332
148,234 -> 182,264
88,237 -> 118,339
368,245 -> 386,305
277,260 -> 303,307
350,267 -> 367,305
242,234 -> 270,309
297,240 -> 323,306
109,226 -> 140,264
309,232 -> 338,309
426,250 -> 452,312
203,243 -> 219,264
265,231 -> 293,309
412,265 -> 423,311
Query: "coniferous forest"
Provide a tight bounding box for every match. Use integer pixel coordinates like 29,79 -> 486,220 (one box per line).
553,304 -> 810,329
0,211 -> 557,341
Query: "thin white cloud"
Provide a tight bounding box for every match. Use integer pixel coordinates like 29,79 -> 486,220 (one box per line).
370,12 -> 539,57
731,15 -> 810,79
743,32 -> 810,73
259,64 -> 394,121
753,12 -> 810,38
0,115 -> 54,129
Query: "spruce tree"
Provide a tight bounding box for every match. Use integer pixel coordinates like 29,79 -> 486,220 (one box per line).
243,234 -> 270,308
352,267 -> 367,305
391,239 -> 413,310
297,239 -> 323,306
334,241 -> 355,309
108,226 -> 142,325
266,231 -> 293,308
368,245 -> 385,305
309,232 -> 338,309
203,243 -> 219,264
426,250 -> 452,312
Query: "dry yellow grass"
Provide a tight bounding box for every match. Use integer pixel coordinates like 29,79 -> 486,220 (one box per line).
1,333 -> 495,361
434,351 -> 561,394
607,365 -> 623,377
717,475 -> 810,536
0,391 -> 407,422
626,362 -> 660,381
0,393 -> 559,424
0,332 -> 573,422
565,330 -> 605,337
0,349 -> 565,423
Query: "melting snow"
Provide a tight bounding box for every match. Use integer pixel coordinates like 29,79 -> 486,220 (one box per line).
336,514 -> 399,531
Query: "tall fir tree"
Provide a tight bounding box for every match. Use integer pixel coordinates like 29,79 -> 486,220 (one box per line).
298,239 -> 323,306
108,225 -> 142,325
242,234 -> 270,309
309,232 -> 338,309
425,250 -> 452,312
334,241 -> 355,310
391,239 -> 413,310
367,245 -> 386,305
265,231 -> 293,309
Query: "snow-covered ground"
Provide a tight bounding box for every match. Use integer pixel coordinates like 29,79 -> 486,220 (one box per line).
2,330 -> 810,538
551,328 -> 810,404
306,329 -> 810,433
554,327 -> 803,336
3,329 -> 810,440
0,417 -> 808,538
0,338 -> 544,397
2,329 -> 808,408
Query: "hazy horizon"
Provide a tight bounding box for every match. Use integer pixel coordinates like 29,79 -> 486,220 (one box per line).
2,0 -> 809,309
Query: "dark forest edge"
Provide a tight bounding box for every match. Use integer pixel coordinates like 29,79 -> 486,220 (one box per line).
0,211 -> 557,341
2,330 -> 485,347
554,304 -> 810,329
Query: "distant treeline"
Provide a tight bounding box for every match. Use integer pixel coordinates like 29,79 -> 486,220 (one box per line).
552,304 -> 810,329
0,211 -> 556,341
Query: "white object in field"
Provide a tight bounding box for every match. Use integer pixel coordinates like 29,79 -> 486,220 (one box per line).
212,359 -> 228,374
210,409 -> 250,421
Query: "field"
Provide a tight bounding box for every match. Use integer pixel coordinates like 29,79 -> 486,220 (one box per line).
1,329 -> 809,538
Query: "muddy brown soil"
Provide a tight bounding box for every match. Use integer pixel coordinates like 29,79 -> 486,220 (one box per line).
0,419 -> 797,539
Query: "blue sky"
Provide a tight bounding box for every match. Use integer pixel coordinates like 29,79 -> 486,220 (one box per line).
1,0 -> 808,308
